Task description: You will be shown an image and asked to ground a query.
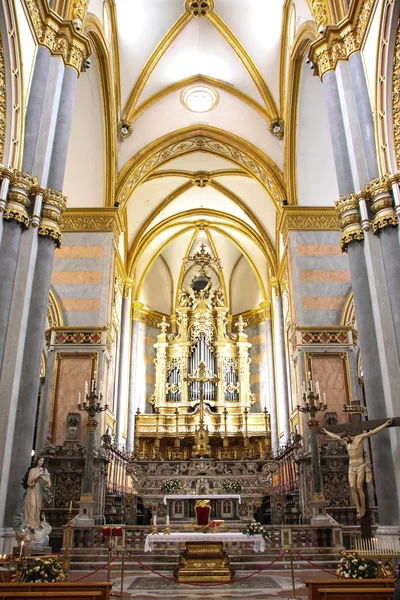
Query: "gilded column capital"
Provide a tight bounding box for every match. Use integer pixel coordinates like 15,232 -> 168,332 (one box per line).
3,170 -> 34,228
335,193 -> 363,251
365,174 -> 398,233
309,0 -> 375,79
123,278 -> 134,299
24,0 -> 90,74
38,189 -> 67,247
259,301 -> 272,320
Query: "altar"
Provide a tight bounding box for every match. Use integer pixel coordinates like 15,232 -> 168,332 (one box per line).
145,532 -> 265,582
163,494 -> 241,521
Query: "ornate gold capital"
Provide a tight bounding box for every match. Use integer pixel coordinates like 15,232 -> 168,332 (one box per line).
24,0 -> 90,74
38,189 -> 67,247
366,174 -> 397,233
278,206 -> 340,245
61,208 -> 123,247
270,277 -> 282,298
309,0 -> 375,79
3,187 -> 31,228
334,193 -> 364,251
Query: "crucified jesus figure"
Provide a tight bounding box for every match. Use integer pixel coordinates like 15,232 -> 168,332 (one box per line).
321,419 -> 393,519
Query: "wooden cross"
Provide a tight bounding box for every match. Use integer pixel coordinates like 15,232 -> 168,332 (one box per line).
318,402 -> 399,538
185,361 -> 219,426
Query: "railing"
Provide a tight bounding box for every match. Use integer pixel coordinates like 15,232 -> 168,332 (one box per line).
65,523 -> 343,551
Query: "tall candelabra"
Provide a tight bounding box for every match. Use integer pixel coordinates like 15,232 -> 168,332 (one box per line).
297,374 -> 328,524
77,374 -> 108,504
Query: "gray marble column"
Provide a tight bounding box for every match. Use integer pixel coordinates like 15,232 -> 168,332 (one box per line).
115,292 -> 132,446
264,317 -> 278,450
322,58 -> 400,526
272,290 -> 290,443
127,319 -> 139,450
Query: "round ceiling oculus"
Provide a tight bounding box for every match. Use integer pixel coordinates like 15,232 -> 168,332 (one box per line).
181,85 -> 219,113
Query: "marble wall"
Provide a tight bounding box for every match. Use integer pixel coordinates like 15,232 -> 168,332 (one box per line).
51,232 -> 114,326
289,230 -> 351,326
247,322 -> 268,409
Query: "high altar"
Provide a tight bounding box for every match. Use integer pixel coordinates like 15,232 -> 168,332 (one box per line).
129,245 -> 274,523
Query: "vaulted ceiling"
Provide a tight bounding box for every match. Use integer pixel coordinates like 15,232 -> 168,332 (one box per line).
56,0 -> 344,314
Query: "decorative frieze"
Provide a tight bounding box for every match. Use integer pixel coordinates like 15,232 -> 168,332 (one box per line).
49,326 -> 110,350
290,326 -> 356,354
0,28 -> 5,164
278,207 -> 340,245
132,302 -> 169,329
61,208 -> 123,247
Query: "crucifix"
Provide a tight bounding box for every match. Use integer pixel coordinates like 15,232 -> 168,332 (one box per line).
319,401 -> 398,538
185,360 -> 219,427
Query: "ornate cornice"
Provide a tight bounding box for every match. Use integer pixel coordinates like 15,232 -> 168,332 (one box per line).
61,208 -> 123,246
131,302 -> 170,329
233,305 -> 271,329
305,0 -> 332,33
309,0 -> 376,79
23,0 -> 90,73
278,206 -> 340,245
290,325 -> 357,354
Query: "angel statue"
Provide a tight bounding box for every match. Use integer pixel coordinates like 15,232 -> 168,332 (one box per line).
14,457 -> 53,552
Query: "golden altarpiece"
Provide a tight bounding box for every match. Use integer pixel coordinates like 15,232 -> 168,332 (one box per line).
128,246 -> 276,525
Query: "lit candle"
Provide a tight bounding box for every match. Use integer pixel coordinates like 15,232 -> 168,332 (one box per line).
94,370 -> 97,381
323,392 -> 326,403
153,515 -> 157,526
78,392 -> 81,404
166,515 -> 169,526
19,541 -> 24,559
315,381 -> 320,395
85,381 -> 88,395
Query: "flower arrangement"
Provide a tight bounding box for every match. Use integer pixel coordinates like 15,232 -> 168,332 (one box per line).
222,480 -> 242,494
336,552 -> 378,579
243,520 -> 264,536
20,557 -> 65,583
160,479 -> 181,494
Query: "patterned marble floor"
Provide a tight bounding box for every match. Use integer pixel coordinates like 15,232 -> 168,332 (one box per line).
71,568 -> 334,599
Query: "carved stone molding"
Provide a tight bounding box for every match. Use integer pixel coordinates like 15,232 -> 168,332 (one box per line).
0,28 -> 5,164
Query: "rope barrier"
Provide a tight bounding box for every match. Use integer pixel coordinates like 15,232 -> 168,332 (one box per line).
295,551 -> 338,576
72,555 -> 118,582
126,551 -> 286,587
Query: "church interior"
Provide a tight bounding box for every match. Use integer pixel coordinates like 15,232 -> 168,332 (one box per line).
1,0 -> 400,597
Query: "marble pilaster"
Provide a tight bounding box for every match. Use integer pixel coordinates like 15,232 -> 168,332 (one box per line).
272,287 -> 290,443
115,289 -> 132,445
264,317 -> 278,450
127,318 -> 140,450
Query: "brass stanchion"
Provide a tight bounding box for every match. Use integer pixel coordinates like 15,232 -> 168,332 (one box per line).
107,527 -> 114,584
62,500 -> 73,574
287,545 -> 301,600
120,529 -> 126,599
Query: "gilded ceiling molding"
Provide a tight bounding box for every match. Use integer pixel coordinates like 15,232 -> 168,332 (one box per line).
375,0 -> 396,175
102,0 -> 122,114
84,16 -> 117,208
122,12 -> 192,125
304,0 -> 332,34
128,74 -> 274,125
206,10 -> 279,121
133,220 -> 268,302
1,0 -> 24,169
0,28 -> 5,165
308,0 -> 379,79
210,179 -> 277,266
48,289 -> 63,328
146,169 -> 249,181
284,24 -> 317,206
391,13 -> 400,171
23,0 -> 90,73
278,206 -> 340,245
61,207 -> 123,246
341,291 -> 356,328
129,180 -> 193,255
117,126 -> 286,209
279,0 -> 292,116
129,208 -> 269,275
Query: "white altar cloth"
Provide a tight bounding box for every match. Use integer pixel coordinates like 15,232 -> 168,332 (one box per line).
144,532 -> 265,553
162,494 -> 241,505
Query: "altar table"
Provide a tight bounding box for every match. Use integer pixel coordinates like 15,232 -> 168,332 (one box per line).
162,494 -> 241,504
145,532 -> 265,582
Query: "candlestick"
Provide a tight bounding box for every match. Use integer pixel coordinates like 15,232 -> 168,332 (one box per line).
78,392 -> 81,404
19,541 -> 24,559
166,515 -> 169,526
323,392 -> 326,403
69,500 -> 72,512
85,381 -> 88,395
315,381 -> 320,395
92,379 -> 95,392
153,515 -> 157,526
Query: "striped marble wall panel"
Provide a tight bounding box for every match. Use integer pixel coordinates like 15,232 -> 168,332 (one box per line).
289,231 -> 352,326
247,323 -> 268,410
51,232 -> 113,326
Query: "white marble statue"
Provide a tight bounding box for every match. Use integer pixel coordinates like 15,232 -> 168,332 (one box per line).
14,458 -> 53,551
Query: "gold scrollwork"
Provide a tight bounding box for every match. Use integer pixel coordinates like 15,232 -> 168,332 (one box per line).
279,207 -> 340,245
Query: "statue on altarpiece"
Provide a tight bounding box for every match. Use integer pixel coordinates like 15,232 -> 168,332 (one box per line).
321,419 -> 393,518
